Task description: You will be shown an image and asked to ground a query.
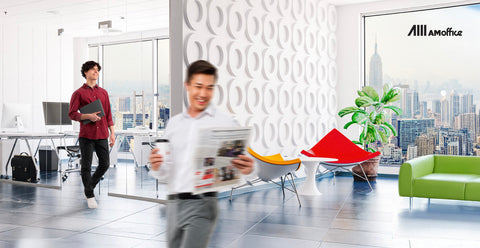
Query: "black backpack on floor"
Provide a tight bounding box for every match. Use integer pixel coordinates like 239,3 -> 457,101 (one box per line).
11,152 -> 39,183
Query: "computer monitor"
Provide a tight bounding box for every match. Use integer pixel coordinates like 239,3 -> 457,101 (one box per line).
42,102 -> 71,125
1,103 -> 33,132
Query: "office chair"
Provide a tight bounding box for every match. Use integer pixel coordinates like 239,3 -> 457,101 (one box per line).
301,128 -> 381,191
57,145 -> 81,181
230,147 -> 302,206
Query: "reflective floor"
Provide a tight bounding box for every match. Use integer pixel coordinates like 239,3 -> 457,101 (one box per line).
1,170 -> 480,248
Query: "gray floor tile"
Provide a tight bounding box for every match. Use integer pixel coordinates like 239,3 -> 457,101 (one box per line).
228,234 -> 321,248
323,228 -> 395,247
247,222 -> 328,241
0,226 -> 77,241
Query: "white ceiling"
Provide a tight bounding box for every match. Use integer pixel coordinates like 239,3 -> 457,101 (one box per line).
0,0 -> 389,37
0,0 -> 169,37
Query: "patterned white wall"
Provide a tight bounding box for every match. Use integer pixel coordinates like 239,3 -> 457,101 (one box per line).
182,0 -> 337,156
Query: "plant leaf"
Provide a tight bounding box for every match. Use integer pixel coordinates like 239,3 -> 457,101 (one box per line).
338,107 -> 360,117
343,121 -> 356,130
384,106 -> 403,116
362,86 -> 379,102
380,124 -> 391,137
355,96 -> 374,107
374,113 -> 385,124
367,147 -> 376,153
352,140 -> 363,145
378,129 -> 388,143
357,90 -> 367,97
383,121 -> 398,136
352,112 -> 368,124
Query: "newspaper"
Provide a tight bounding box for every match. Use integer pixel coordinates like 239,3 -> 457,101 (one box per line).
192,127 -> 251,194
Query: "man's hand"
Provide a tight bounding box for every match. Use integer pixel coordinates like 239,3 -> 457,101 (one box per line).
88,111 -> 102,122
109,133 -> 116,147
149,148 -> 164,171
231,154 -> 254,175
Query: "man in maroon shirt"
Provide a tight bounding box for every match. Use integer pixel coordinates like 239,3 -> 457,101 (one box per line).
69,61 -> 115,209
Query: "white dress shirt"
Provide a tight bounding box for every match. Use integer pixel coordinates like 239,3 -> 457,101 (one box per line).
152,104 -> 238,194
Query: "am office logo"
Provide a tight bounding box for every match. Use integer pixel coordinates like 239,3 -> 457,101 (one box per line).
408,24 -> 463,36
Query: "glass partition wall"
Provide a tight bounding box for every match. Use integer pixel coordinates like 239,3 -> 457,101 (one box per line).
90,37 -> 170,202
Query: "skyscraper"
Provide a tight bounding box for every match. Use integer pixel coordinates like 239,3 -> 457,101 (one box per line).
397,119 -> 435,153
450,91 -> 460,127
369,40 -> 383,94
460,93 -> 474,114
413,91 -> 420,117
118,97 -> 131,112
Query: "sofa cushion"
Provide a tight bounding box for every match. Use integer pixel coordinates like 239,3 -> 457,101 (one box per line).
413,173 -> 477,200
434,156 -> 480,174
465,177 -> 480,201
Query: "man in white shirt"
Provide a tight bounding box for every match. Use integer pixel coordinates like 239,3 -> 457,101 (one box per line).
149,60 -> 254,248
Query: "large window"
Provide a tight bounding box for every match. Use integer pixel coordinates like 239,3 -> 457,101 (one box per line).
90,38 -> 170,152
364,4 -> 480,166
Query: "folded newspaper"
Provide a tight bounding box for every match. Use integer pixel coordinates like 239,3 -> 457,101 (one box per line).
193,127 -> 251,194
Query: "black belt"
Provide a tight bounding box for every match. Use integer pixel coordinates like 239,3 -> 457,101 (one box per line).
168,192 -> 217,200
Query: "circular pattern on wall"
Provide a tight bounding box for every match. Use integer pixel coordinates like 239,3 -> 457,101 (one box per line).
317,31 -> 327,55
227,79 -> 246,114
316,2 -> 327,27
317,119 -> 327,141
262,0 -> 277,12
304,27 -> 316,54
227,4 -> 245,39
328,61 -> 337,88
317,57 -> 327,87
304,88 -> 316,115
291,0 -> 305,21
316,88 -> 327,115
262,49 -> 278,81
262,116 -> 278,148
292,117 -> 305,146
304,57 -> 316,85
227,42 -> 244,76
245,80 -> 263,114
245,9 -> 262,43
277,83 -> 293,115
262,14 -> 277,46
277,0 -> 292,17
245,45 -> 262,79
328,88 -> 337,115
291,24 -> 304,52
327,5 -> 337,31
277,18 -> 291,49
184,34 -> 207,66
278,117 -> 293,147
305,118 -> 317,145
247,116 -> 263,145
262,83 -> 278,114
304,0 -> 316,24
207,38 -> 227,69
184,0 -> 206,31
207,0 -> 227,36
277,52 -> 292,82
327,33 -> 337,59
291,85 -> 306,114
291,55 -> 305,83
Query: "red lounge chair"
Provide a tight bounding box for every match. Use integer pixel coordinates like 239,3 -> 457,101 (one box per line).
301,128 -> 381,190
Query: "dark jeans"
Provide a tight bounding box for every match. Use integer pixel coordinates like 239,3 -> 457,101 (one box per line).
79,137 -> 110,198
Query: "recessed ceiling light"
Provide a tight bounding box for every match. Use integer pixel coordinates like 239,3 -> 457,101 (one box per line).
46,10 -> 59,15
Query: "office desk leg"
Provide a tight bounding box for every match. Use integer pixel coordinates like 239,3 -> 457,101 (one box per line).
2,139 -> 18,179
24,139 -> 40,181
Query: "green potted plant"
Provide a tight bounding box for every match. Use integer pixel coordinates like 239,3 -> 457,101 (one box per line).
338,84 -> 403,181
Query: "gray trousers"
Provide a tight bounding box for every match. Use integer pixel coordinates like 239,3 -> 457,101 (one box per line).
167,197 -> 218,248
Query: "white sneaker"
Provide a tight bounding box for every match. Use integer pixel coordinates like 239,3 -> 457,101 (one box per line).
86,197 -> 98,209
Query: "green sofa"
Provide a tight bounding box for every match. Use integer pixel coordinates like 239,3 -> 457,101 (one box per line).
399,155 -> 480,207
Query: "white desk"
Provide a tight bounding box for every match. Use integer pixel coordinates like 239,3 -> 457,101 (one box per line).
114,130 -> 162,167
0,132 -> 67,179
298,156 -> 337,195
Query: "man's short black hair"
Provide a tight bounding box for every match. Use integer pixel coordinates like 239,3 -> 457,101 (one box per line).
186,60 -> 218,83
81,61 -> 101,78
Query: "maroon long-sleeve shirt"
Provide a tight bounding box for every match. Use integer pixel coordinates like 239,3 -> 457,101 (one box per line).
69,83 -> 114,140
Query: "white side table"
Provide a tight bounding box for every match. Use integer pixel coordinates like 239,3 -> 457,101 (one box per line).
298,157 -> 337,195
